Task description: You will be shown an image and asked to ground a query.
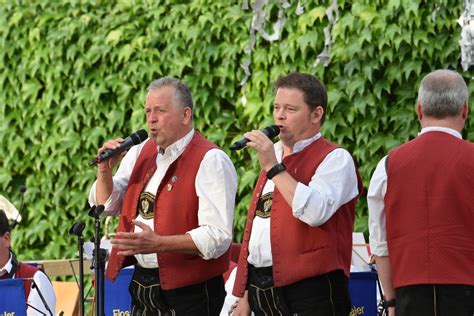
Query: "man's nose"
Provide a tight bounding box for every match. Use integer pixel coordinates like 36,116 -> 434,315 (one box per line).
275,109 -> 286,120
147,113 -> 157,122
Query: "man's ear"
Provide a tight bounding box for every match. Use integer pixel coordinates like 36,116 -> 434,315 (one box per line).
311,106 -> 324,124
417,103 -> 423,120
2,232 -> 11,248
183,107 -> 193,124
462,101 -> 468,120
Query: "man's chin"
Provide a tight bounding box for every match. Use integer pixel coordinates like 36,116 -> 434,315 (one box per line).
151,136 -> 161,145
279,133 -> 291,142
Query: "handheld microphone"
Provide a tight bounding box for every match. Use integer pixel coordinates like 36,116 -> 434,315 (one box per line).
89,129 -> 148,166
229,125 -> 280,151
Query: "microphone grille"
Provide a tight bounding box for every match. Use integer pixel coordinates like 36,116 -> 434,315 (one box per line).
131,129 -> 149,144
264,125 -> 280,138
69,221 -> 85,236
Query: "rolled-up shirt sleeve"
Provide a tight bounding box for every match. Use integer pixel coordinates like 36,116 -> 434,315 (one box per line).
187,149 -> 238,259
367,156 -> 389,256
291,148 -> 359,227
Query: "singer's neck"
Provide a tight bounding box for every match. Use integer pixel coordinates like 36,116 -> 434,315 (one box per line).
282,144 -> 293,158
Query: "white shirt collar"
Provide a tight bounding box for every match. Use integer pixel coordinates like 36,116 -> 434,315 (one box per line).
419,126 -> 462,139
158,129 -> 195,160
274,132 -> 322,161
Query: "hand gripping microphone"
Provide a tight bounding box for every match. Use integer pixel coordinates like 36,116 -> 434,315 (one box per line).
89,129 -> 148,166
229,125 -> 280,151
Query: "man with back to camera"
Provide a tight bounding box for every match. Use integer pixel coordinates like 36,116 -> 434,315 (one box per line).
230,72 -> 362,315
0,209 -> 56,315
88,77 -> 238,315
368,69 -> 474,316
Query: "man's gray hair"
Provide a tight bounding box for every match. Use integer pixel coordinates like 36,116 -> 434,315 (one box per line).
418,69 -> 468,119
148,77 -> 194,110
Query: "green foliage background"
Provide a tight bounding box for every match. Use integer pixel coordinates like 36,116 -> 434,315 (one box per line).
0,0 -> 472,261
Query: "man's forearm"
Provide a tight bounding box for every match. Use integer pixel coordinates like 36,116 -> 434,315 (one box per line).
375,255 -> 396,299
95,169 -> 114,205
159,234 -> 202,255
113,226 -> 203,257
271,171 -> 297,207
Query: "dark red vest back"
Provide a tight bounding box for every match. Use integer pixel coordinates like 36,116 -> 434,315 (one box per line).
385,132 -> 474,288
106,132 -> 230,290
16,262 -> 40,299
233,137 -> 362,297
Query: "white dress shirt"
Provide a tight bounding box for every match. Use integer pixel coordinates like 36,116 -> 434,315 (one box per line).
248,132 -> 360,267
89,129 -> 238,267
367,127 -> 462,257
0,253 -> 56,315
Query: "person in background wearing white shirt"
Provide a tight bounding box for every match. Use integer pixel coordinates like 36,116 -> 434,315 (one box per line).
230,72 -> 362,315
368,69 -> 474,316
89,77 -> 238,315
0,209 -> 56,315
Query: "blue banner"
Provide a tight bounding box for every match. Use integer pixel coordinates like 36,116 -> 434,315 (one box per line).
349,271 -> 378,316
105,267 -> 134,315
0,278 -> 27,316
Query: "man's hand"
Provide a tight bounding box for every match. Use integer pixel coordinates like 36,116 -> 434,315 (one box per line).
229,296 -> 251,316
97,138 -> 127,173
111,220 -> 161,256
388,306 -> 396,316
243,130 -> 278,171
95,138 -> 127,205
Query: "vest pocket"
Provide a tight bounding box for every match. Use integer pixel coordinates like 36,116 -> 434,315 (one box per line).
301,227 -> 329,254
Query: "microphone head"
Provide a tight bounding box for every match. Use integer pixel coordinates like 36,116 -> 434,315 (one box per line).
88,204 -> 105,218
262,125 -> 280,138
131,129 -> 149,145
88,205 -> 97,218
69,221 -> 85,236
95,205 -> 105,216
229,125 -> 280,151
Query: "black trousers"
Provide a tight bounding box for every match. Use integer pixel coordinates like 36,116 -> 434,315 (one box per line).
247,265 -> 351,316
129,266 -> 225,316
395,284 -> 474,316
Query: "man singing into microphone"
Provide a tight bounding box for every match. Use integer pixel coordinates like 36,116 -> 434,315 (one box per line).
88,77 -> 237,315
231,72 -> 362,315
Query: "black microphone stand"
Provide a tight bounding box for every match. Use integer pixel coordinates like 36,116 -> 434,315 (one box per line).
69,221 -> 86,316
88,205 -> 106,316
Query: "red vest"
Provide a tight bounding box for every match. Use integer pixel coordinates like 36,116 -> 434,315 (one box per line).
233,137 -> 362,297
106,132 -> 230,290
385,132 -> 474,288
16,262 -> 40,299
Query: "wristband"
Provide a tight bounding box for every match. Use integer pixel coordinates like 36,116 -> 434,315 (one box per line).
266,163 -> 286,179
382,298 -> 396,308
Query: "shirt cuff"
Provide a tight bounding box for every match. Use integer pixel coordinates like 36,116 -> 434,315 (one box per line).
369,238 -> 389,257
186,227 -> 231,260
88,181 -> 121,216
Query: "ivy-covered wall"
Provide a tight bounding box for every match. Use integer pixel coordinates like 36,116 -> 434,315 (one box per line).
0,0 -> 471,261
